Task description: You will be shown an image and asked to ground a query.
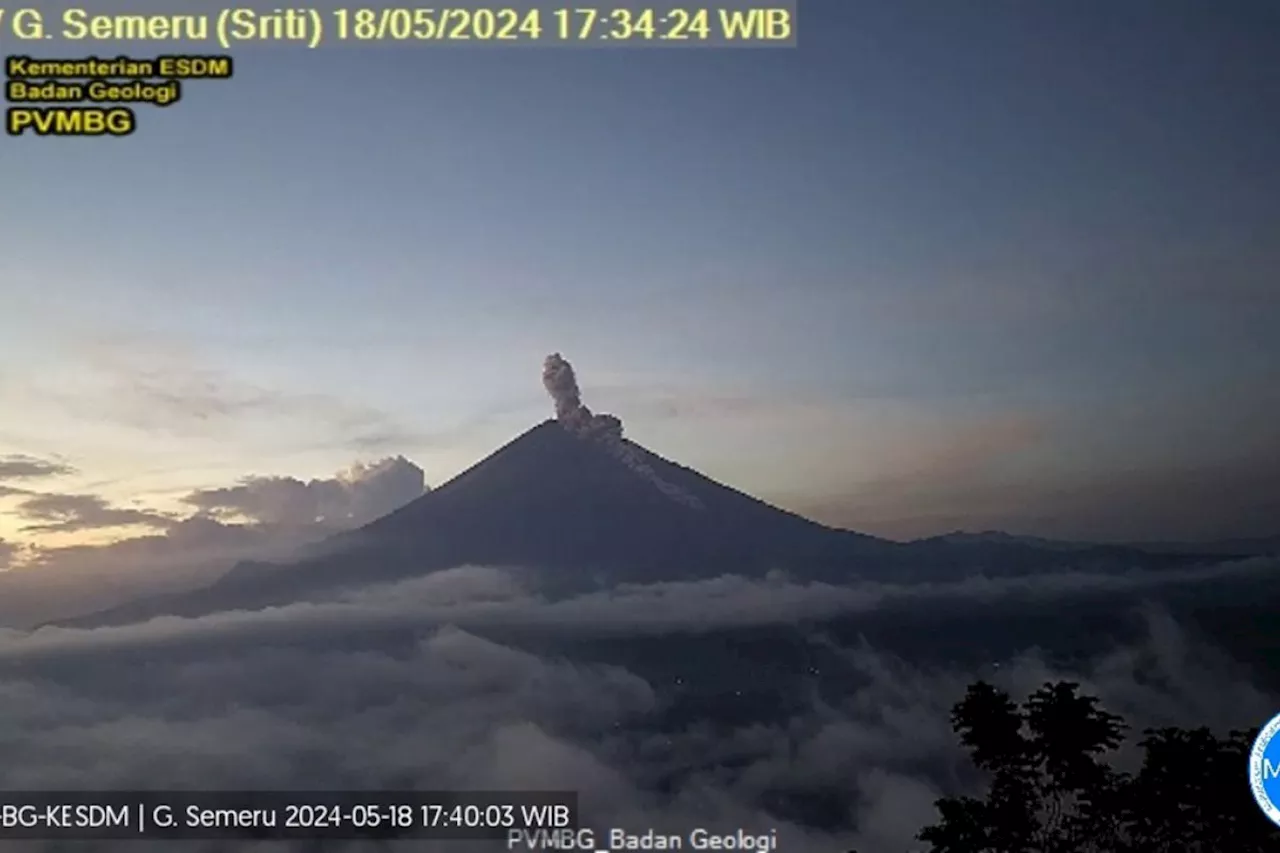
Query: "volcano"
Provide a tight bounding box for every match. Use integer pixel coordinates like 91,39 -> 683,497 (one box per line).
325,417 -> 899,584
69,417 -> 904,627
58,355 -> 1225,628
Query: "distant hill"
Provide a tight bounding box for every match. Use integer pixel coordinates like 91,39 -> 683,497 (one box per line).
1124,535 -> 1280,557
924,530 -> 1101,551
927,529 -> 1264,560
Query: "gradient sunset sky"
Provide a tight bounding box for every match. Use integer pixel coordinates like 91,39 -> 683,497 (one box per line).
2,0 -> 1278,567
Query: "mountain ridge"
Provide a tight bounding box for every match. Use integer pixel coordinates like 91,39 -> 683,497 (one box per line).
50,414 -> 1236,630
217,419 -> 902,591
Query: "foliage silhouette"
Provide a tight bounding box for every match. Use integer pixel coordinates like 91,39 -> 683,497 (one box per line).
915,680 -> 1280,852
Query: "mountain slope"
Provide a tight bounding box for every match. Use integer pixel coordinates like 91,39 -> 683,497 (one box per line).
223,421 -> 902,589
56,413 -> 1235,629
60,421 -> 903,626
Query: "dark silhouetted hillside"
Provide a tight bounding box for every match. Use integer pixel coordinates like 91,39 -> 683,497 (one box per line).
58,421 -> 1231,628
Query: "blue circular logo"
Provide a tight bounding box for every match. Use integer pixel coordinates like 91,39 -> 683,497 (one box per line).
1251,712 -> 1280,828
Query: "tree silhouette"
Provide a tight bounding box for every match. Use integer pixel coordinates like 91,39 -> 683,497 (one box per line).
916,680 -> 1280,853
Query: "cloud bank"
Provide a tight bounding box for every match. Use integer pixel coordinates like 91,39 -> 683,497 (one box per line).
181,456 -> 426,529
0,561 -> 1274,853
0,454 -> 77,480
0,457 -> 428,628
15,493 -> 174,534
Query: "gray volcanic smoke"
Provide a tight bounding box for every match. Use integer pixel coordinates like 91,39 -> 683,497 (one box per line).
542,353 -> 624,441
542,353 -> 584,422
542,354 -> 702,508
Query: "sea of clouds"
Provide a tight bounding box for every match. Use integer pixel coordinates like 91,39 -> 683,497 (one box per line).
0,558 -> 1277,853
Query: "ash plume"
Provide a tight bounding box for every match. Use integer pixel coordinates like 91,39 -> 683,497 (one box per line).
542,354 -> 701,509
542,353 -> 622,440
542,353 -> 584,422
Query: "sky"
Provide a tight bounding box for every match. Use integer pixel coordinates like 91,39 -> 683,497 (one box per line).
2,0 -> 1279,583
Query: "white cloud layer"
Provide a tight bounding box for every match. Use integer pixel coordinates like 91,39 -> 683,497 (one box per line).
0,560 -> 1274,853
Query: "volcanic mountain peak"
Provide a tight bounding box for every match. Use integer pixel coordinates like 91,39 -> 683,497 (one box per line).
540,353 -> 703,509
61,353 -> 1216,631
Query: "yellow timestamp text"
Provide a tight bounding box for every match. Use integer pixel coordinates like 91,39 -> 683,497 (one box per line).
0,5 -> 794,49
554,7 -> 791,42
327,7 -> 793,44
